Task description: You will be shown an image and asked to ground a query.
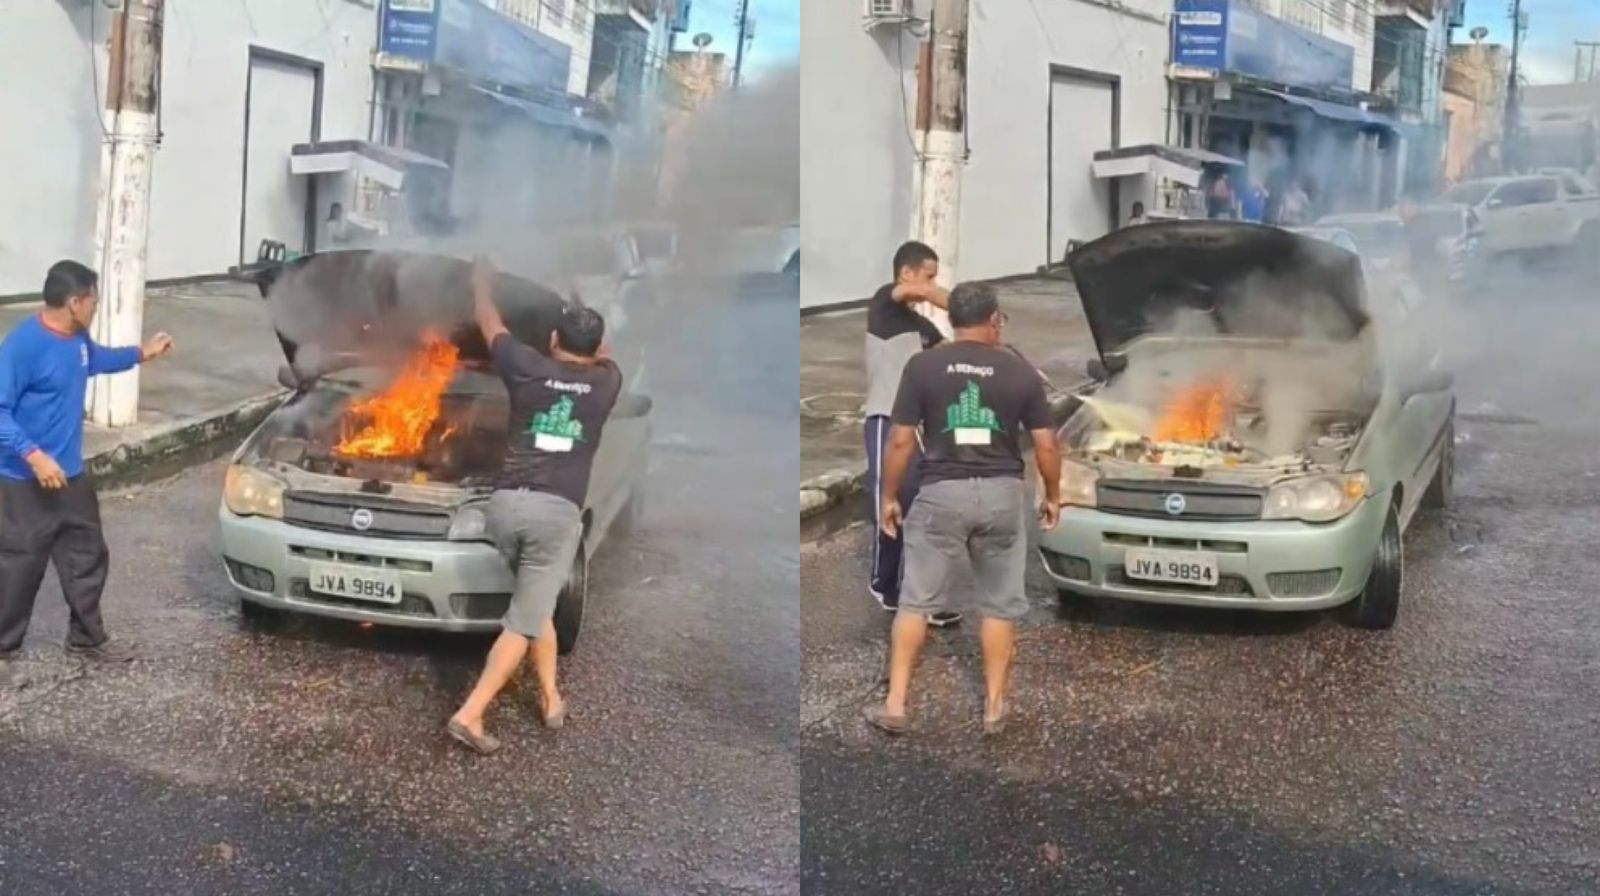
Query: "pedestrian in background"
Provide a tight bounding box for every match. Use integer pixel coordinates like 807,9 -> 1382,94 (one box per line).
866,282 -> 1062,737
0,261 -> 173,666
1206,173 -> 1237,220
1240,176 -> 1269,224
1126,201 -> 1149,227
863,241 -> 962,627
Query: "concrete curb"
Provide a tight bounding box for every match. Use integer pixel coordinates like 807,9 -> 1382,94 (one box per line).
87,390 -> 288,488
798,390 -> 1086,521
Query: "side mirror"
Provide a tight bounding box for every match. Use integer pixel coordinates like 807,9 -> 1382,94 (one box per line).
1085,359 -> 1109,382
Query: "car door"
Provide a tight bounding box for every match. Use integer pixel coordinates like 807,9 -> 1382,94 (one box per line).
584,388 -> 651,545
1481,180 -> 1538,251
1377,283 -> 1452,521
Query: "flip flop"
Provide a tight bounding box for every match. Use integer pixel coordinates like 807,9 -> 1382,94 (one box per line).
446,719 -> 502,755
863,705 -> 908,736
542,703 -> 566,730
982,702 -> 1008,737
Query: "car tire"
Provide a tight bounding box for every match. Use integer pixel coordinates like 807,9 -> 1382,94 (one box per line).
553,541 -> 588,656
1344,503 -> 1402,631
1423,420 -> 1454,510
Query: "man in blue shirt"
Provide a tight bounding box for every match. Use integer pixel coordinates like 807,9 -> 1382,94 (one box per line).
0,260 -> 173,665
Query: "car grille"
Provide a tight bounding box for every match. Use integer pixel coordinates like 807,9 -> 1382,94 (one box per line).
1097,480 -> 1264,521
282,492 -> 452,540
1266,569 -> 1342,598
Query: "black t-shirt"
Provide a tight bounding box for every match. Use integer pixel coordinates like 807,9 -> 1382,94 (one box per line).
864,283 -> 945,417
491,334 -> 623,507
890,341 -> 1052,484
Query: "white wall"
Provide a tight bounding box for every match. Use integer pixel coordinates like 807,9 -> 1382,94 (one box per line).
0,0 -> 376,296
800,0 -> 1170,308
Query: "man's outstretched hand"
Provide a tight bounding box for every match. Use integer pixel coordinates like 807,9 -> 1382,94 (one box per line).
140,332 -> 174,362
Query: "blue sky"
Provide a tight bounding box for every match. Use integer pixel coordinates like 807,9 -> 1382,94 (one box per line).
1473,0 -> 1600,84
681,0 -> 798,71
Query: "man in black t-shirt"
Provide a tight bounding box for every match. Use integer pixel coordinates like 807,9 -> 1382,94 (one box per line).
862,241 -> 962,626
448,258 -> 622,755
865,282 -> 1062,737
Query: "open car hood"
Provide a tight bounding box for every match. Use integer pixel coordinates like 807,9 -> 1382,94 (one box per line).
1066,221 -> 1369,360
253,250 -> 569,377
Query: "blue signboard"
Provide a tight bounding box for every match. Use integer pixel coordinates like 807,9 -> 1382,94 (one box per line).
436,0 -> 572,94
379,0 -> 440,63
1173,0 -> 1354,93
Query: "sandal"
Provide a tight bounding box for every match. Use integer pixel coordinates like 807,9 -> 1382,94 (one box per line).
863,704 -> 908,736
446,719 -> 502,755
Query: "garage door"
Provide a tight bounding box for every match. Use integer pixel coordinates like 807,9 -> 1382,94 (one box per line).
1047,72 -> 1116,266
241,53 -> 319,264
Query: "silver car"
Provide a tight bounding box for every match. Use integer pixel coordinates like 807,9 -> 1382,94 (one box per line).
1038,222 -> 1454,629
218,251 -> 651,653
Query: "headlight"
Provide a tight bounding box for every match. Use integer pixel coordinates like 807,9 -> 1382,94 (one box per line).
448,503 -> 491,542
1055,459 -> 1099,508
223,465 -> 284,519
1262,472 -> 1368,523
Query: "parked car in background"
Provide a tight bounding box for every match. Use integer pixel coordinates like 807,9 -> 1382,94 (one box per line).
727,221 -> 800,293
625,221 -> 680,278
222,252 -> 652,653
1039,222 -> 1454,630
1311,213 -> 1406,273
1432,174 -> 1600,260
1287,225 -> 1360,256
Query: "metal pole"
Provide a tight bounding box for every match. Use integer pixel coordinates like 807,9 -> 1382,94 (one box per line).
89,0 -> 163,428
1503,0 -> 1523,174
909,0 -> 969,339
731,0 -> 750,89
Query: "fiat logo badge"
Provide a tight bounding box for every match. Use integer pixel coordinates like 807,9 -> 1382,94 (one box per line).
350,508 -> 374,531
1163,493 -> 1187,516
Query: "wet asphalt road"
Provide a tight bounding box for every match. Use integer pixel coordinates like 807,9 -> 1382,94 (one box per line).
800,283 -> 1600,894
0,280 -> 800,895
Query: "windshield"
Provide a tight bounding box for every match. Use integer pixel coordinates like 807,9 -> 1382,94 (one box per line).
1443,181 -> 1499,206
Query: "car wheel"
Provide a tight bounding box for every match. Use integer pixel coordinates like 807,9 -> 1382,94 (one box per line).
553,540 -> 588,656
1344,502 -> 1402,631
1423,420 -> 1454,510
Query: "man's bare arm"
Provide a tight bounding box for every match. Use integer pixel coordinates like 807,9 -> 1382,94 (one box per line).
891,282 -> 949,310
1031,427 -> 1062,530
471,257 -> 509,346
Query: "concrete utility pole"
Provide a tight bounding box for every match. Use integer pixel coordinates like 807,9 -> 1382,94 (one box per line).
1503,0 -> 1524,174
1576,41 -> 1600,82
731,0 -> 750,89
910,0 -> 969,339
89,0 -> 164,428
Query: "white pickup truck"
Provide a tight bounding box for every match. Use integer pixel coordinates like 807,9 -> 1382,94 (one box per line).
1436,173 -> 1600,257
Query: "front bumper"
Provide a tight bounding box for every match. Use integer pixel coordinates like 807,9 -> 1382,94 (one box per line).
1036,496 -> 1388,611
218,506 -> 512,632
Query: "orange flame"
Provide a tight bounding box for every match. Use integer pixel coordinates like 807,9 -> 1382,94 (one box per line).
334,335 -> 460,459
1153,377 -> 1236,444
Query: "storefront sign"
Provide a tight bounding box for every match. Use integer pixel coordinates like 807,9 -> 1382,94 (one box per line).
1172,0 -> 1354,92
379,0 -> 439,63
435,0 -> 572,94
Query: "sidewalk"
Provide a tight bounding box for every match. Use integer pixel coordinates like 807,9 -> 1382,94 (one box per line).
800,276 -> 1097,518
0,281 -> 286,484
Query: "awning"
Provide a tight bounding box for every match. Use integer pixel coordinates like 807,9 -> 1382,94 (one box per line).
289,140 -> 448,190
1092,144 -> 1245,187
1263,90 -> 1397,129
468,84 -> 611,139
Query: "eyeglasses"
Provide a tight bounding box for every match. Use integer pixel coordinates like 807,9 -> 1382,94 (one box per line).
992,312 -> 1009,328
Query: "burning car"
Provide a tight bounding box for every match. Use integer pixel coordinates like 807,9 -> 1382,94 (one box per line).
218,251 -> 651,653
1039,222 -> 1454,629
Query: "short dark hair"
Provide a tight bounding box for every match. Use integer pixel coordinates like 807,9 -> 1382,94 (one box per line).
891,241 -> 938,278
555,305 -> 605,357
948,281 -> 999,329
43,260 -> 98,308
1132,201 -> 1146,214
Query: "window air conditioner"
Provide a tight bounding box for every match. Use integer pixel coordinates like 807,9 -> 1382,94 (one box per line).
862,0 -> 912,29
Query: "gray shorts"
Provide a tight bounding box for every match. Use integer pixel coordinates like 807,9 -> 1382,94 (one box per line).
900,477 -> 1030,621
487,489 -> 583,638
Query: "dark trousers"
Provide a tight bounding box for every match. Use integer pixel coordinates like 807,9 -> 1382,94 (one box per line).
0,476 -> 110,651
864,416 -> 923,605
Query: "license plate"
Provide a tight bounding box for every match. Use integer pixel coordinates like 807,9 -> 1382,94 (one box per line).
308,562 -> 403,605
1124,548 -> 1219,587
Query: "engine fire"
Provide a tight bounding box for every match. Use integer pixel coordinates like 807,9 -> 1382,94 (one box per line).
335,335 -> 461,460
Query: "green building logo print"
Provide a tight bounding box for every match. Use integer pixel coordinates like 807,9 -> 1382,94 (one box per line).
530,395 -> 585,452
945,380 -> 1000,446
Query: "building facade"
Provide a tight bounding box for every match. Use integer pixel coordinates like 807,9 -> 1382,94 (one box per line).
0,0 -> 667,299
800,0 -> 1172,309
